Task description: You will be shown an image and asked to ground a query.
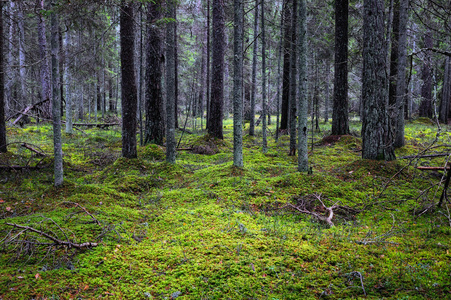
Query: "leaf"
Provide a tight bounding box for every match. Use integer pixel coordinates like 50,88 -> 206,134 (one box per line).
35,273 -> 41,280
83,284 -> 89,290
6,207 -> 11,211
0,199 -> 4,203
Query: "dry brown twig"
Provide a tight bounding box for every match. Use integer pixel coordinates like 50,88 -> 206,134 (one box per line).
284,194 -> 340,227
61,201 -> 102,226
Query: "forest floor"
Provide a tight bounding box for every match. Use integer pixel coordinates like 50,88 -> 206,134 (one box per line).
0,116 -> 451,299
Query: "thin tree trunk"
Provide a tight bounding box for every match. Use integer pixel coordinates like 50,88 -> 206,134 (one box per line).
419,32 -> 433,118
233,0 -> 244,167
393,0 -> 408,147
324,60 -> 330,123
206,0 -> 211,129
37,0 -> 51,119
261,0 -> 268,153
65,30 -> 73,134
51,6 -> 63,186
275,9 -> 284,142
249,0 -> 259,136
120,0 -> 138,159
439,57 -> 451,123
0,1 -> 6,153
289,0 -> 298,156
18,3 -> 26,103
166,0 -> 177,163
298,0 -> 308,171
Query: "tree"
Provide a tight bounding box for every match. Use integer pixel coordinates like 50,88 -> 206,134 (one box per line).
361,0 -> 395,161
393,0 -> 409,148
439,57 -> 451,123
261,0 -> 268,153
0,1 -> 6,153
65,30 -> 73,134
297,0 -> 308,171
37,0 -> 51,119
331,0 -> 349,135
233,0 -> 244,167
50,4 -> 63,186
418,32 -> 433,118
144,0 -> 165,146
208,0 -> 225,139
280,0 -> 291,132
120,0 -> 138,159
165,0 -> 177,163
249,0 -> 258,136
289,0 -> 297,156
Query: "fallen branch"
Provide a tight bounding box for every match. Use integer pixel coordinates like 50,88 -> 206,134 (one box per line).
176,148 -> 193,151
21,143 -> 47,157
73,123 -> 119,129
285,194 -> 338,227
416,166 -> 450,171
0,165 -> 46,171
399,153 -> 450,159
61,201 -> 102,226
6,223 -> 98,249
11,99 -> 50,125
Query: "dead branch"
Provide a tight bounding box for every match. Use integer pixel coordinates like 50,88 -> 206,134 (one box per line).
61,201 -> 102,226
399,153 -> 450,159
285,194 -> 339,226
6,223 -> 98,249
21,143 -> 47,157
73,123 -> 119,129
10,99 -> 50,125
416,166 -> 450,171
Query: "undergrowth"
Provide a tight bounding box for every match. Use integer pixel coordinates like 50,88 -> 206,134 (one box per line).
0,117 -> 450,299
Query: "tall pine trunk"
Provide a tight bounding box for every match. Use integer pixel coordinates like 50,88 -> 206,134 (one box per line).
165,0 -> 177,163
37,0 -> 51,119
249,0 -> 258,136
298,0 -> 308,171
261,0 -> 268,153
0,1 -> 6,153
51,6 -> 63,186
280,0 -> 291,132
361,0 -> 395,161
331,0 -> 349,135
208,0 -> 225,139
120,0 -> 138,159
233,0 -> 244,167
145,1 -> 165,146
289,0 -> 297,156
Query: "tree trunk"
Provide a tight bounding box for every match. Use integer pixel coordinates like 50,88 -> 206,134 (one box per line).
208,0 -> 225,139
388,0 -> 400,108
324,60 -> 330,123
0,1 -> 6,153
120,1 -> 138,159
51,6 -> 63,187
298,0 -> 308,171
65,30 -> 73,134
280,0 -> 291,132
361,0 -> 395,161
249,0 -> 259,136
275,9 -> 284,141
289,0 -> 297,156
419,32 -> 433,118
206,0 -> 211,129
393,0 -> 408,147
233,0 -> 244,167
37,0 -> 51,119
331,0 -> 349,135
439,57 -> 451,123
18,2 -> 26,103
165,0 -> 177,163
144,0 -> 165,146
261,0 -> 268,153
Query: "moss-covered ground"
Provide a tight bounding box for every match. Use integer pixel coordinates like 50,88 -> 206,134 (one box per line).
1,117 -> 451,299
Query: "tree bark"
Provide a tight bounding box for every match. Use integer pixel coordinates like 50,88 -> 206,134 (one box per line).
0,1 -> 6,153
37,0 -> 51,119
120,1 -> 138,159
233,0 -> 244,167
51,5 -> 63,186
261,0 -> 268,153
65,30 -> 73,134
249,0 -> 259,136
419,32 -> 433,118
165,0 -> 177,163
289,0 -> 297,156
361,0 -> 395,161
280,0 -> 291,132
439,57 -> 451,123
208,0 -> 225,139
331,0 -> 350,135
298,0 -> 308,171
144,0 -> 165,146
393,0 -> 408,147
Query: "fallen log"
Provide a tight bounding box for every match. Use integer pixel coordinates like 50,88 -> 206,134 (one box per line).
416,166 -> 450,171
11,99 -> 49,125
73,123 -> 119,129
21,143 -> 46,156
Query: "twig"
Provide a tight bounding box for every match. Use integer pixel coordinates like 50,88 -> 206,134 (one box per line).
20,143 -> 47,157
6,223 -> 98,249
61,202 -> 102,226
284,194 -> 338,227
345,271 -> 367,296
